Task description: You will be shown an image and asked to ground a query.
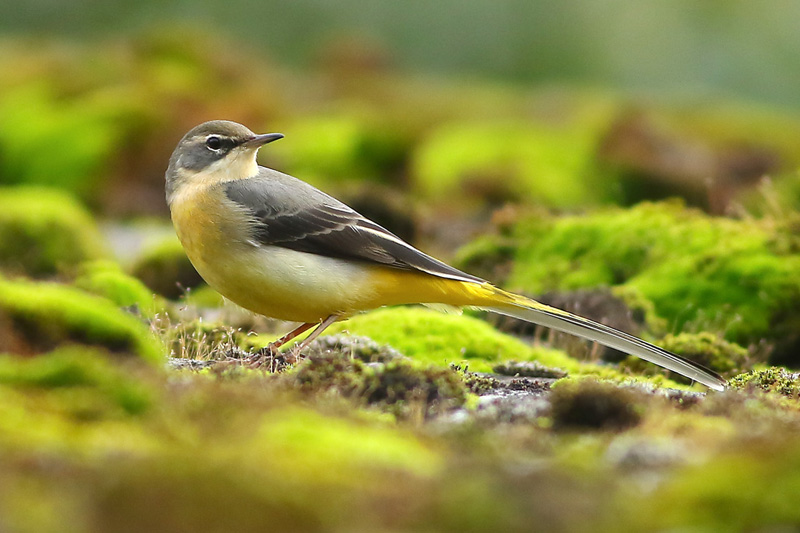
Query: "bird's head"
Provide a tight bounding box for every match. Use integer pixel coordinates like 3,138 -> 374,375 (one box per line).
165,120 -> 283,203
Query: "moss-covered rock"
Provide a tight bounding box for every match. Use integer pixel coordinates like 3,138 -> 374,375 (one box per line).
325,307 -> 577,373
253,407 -> 444,480
452,233 -> 517,285
622,332 -> 749,384
0,187 -> 108,277
291,351 -> 467,419
131,236 -> 204,299
550,379 -> 645,431
493,360 -> 568,379
619,440 -> 800,532
0,277 -> 162,363
597,110 -> 783,213
74,260 -> 165,319
306,334 -> 405,364
488,201 -> 800,359
660,332 -> 748,376
489,287 -> 651,363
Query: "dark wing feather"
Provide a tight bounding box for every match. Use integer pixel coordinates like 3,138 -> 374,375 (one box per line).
224,170 -> 483,283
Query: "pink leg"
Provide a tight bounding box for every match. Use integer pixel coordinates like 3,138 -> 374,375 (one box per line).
269,322 -> 316,351
292,314 -> 341,352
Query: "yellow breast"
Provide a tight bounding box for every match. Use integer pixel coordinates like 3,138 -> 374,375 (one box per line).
168,180 -> 383,322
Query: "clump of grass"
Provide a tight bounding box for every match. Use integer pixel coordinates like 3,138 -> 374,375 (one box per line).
155,316 -> 254,362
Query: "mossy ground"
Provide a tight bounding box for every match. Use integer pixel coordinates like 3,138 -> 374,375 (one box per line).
322,306 -> 687,389
0,276 -> 162,363
5,316 -> 800,532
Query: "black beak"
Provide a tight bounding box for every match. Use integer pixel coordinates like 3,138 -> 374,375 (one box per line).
244,133 -> 284,147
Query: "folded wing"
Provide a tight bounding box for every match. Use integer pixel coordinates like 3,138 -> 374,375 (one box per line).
224,169 -> 483,283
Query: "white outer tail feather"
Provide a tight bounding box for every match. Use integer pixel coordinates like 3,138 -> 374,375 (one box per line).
483,300 -> 727,392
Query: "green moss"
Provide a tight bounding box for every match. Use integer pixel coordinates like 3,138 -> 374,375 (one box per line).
0,347 -> 154,415
180,284 -> 224,308
326,307 -> 573,373
460,371 -> 501,395
660,332 -> 748,375
131,236 -> 204,299
0,186 -> 108,277
504,201 -> 800,347
324,307 -> 687,389
550,379 -> 645,431
729,367 -> 800,397
0,277 -> 162,363
292,351 -> 372,396
291,351 -> 467,419
451,233 -> 516,285
74,260 -> 165,319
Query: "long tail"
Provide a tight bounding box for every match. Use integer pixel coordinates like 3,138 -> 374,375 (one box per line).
480,289 -> 727,391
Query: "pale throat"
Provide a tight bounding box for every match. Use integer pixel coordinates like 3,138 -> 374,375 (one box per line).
206,149 -> 260,182
168,149 -> 260,207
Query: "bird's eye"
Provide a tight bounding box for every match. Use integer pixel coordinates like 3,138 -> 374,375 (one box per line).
205,136 -> 222,150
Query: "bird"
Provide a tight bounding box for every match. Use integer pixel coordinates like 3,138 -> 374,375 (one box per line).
165,120 -> 727,391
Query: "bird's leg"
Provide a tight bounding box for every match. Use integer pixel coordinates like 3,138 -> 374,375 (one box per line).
247,322 -> 315,368
286,314 -> 341,362
249,315 -> 340,368
268,322 -> 316,352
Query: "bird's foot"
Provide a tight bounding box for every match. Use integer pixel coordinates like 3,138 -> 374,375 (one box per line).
246,343 -> 300,372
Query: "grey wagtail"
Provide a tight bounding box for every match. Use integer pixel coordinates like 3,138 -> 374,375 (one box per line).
165,120 -> 726,391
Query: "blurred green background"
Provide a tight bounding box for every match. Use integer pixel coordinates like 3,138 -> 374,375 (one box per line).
3,0 -> 800,218
5,0 -> 800,108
